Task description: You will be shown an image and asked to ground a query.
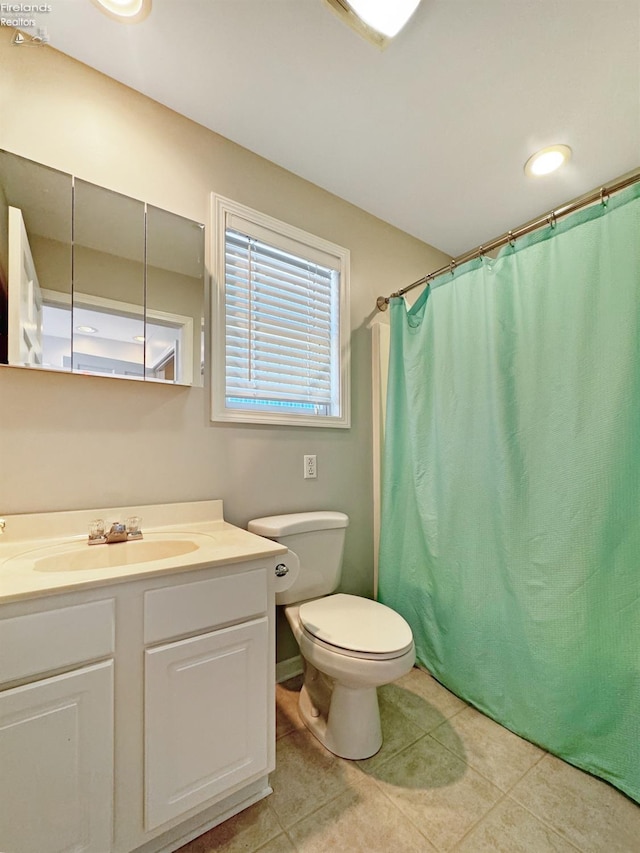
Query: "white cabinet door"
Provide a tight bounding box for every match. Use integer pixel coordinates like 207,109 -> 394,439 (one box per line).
0,661 -> 114,853
8,205 -> 43,366
144,617 -> 268,830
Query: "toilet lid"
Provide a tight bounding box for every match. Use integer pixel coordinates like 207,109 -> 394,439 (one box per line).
298,594 -> 413,657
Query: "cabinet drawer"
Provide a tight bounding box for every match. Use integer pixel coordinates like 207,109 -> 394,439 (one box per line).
0,599 -> 115,686
144,567 -> 267,644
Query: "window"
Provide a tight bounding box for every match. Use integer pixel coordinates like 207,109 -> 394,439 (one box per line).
211,195 -> 350,427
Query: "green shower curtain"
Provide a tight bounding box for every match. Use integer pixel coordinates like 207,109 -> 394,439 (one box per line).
378,183 -> 640,802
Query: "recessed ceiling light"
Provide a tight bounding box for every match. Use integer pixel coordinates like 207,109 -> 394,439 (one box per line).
346,0 -> 421,37
91,0 -> 151,23
326,0 -> 421,46
524,145 -> 572,177
133,335 -> 146,343
76,325 -> 98,334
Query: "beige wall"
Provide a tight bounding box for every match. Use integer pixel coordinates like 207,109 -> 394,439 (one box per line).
0,29 -> 449,659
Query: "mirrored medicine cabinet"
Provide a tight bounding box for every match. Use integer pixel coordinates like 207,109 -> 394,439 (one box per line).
0,150 -> 205,386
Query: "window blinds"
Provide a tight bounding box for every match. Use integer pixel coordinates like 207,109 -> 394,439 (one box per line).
224,228 -> 339,414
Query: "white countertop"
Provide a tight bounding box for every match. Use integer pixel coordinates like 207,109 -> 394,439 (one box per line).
0,501 -> 287,603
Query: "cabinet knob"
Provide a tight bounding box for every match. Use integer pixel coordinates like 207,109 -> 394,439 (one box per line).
275,563 -> 289,578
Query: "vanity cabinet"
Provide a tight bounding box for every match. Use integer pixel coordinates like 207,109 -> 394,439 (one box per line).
0,556 -> 276,853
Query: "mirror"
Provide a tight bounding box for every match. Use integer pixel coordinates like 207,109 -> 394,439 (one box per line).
0,151 -> 73,370
73,180 -> 146,379
0,150 -> 204,386
146,206 -> 205,385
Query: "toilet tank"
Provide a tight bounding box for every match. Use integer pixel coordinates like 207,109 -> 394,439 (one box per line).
247,512 -> 349,605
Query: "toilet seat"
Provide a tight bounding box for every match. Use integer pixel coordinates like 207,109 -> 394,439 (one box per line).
298,593 -> 413,661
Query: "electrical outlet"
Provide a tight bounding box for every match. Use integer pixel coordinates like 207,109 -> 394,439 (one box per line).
304,454 -> 317,479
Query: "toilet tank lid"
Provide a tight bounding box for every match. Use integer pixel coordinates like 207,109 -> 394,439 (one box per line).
248,511 -> 349,537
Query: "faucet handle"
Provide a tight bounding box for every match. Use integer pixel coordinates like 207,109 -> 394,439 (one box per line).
126,516 -> 143,540
88,519 -> 106,544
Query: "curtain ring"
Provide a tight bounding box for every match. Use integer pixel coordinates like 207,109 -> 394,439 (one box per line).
547,211 -> 557,229
600,187 -> 609,207
508,231 -> 515,247
449,260 -> 457,276
478,245 -> 484,258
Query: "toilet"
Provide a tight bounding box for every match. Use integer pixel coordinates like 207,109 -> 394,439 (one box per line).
247,511 -> 415,760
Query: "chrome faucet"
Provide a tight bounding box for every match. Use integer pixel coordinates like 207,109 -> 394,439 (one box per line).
105,522 -> 128,544
88,517 -> 143,545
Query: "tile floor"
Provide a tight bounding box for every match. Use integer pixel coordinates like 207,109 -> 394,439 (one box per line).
177,667 -> 640,852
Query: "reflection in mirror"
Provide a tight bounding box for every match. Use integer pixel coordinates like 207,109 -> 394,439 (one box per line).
73,181 -> 145,379
0,151 -> 73,369
0,151 -> 205,385
146,206 -> 204,386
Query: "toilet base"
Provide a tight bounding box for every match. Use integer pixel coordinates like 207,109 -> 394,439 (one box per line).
284,601 -> 415,760
298,676 -> 382,760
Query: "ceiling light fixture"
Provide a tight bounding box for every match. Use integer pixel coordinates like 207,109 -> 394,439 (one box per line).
133,335 -> 146,343
325,0 -> 421,47
90,0 -> 151,24
76,325 -> 98,334
347,0 -> 421,37
524,144 -> 572,177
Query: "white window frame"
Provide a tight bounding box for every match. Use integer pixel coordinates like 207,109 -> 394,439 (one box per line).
211,194 -> 350,428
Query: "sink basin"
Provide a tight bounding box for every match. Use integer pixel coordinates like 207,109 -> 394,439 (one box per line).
3,532 -> 213,574
35,539 -> 200,572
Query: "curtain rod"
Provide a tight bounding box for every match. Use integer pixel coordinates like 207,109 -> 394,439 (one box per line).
376,169 -> 640,312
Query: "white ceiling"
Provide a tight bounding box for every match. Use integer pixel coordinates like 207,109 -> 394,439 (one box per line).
34,0 -> 640,257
